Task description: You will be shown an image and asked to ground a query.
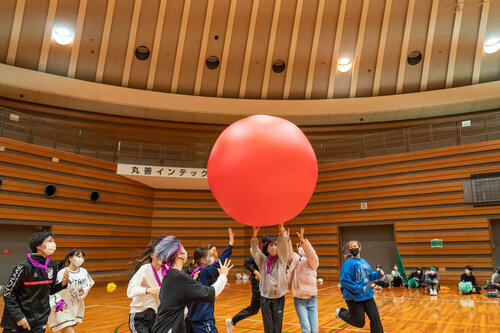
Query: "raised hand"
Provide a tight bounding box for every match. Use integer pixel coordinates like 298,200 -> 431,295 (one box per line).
62,270 -> 70,286
252,226 -> 260,238
278,223 -> 285,234
228,228 -> 235,246
297,227 -> 305,243
217,258 -> 234,276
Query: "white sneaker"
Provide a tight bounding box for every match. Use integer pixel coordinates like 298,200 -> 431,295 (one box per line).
225,318 -> 234,333
334,308 -> 340,321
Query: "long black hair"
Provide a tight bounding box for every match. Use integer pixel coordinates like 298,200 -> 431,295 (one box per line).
131,237 -> 164,276
58,248 -> 85,270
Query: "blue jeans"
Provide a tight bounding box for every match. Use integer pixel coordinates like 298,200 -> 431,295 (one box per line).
294,297 -> 318,333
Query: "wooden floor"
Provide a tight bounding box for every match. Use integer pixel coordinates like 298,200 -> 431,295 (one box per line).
1,280 -> 500,332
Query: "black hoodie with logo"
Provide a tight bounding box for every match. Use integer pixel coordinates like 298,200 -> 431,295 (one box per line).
1,254 -> 67,330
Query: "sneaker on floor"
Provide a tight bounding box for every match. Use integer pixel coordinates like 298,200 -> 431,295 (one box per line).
225,318 -> 234,333
334,308 -> 340,321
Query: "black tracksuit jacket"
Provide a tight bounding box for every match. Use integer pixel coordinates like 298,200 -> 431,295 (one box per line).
1,254 -> 66,330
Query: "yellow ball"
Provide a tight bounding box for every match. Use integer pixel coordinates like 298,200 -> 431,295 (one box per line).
107,282 -> 117,293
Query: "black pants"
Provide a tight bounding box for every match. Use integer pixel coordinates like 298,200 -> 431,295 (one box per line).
232,279 -> 261,325
260,295 -> 285,333
338,298 -> 384,333
391,277 -> 403,287
427,282 -> 440,292
374,281 -> 389,288
3,326 -> 45,333
129,308 -> 156,333
2,326 -> 45,333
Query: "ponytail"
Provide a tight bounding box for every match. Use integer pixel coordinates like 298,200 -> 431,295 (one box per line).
130,237 -> 164,277
186,247 -> 210,275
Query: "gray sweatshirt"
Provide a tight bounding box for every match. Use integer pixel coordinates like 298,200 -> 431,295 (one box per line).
251,231 -> 291,299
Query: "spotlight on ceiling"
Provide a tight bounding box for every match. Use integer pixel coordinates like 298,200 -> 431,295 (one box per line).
337,58 -> 352,72
484,38 -> 500,54
52,27 -> 73,45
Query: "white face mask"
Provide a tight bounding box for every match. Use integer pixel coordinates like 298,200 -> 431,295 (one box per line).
43,242 -> 56,256
298,247 -> 305,257
465,269 -> 471,274
205,256 -> 215,265
72,257 -> 85,267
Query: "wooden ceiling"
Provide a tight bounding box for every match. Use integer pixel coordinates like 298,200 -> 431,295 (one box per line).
0,0 -> 499,102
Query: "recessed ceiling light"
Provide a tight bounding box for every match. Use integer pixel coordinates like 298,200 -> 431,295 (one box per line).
52,27 -> 73,45
337,58 -> 352,72
484,38 -> 500,54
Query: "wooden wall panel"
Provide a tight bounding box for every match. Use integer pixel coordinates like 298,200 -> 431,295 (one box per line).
292,139 -> 500,282
0,137 -> 153,283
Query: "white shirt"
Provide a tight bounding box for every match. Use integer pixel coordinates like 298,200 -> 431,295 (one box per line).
127,263 -> 162,313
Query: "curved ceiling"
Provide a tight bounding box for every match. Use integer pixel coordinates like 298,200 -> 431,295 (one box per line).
0,0 -> 499,124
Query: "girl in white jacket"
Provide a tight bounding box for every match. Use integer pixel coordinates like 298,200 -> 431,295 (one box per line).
127,237 -> 165,333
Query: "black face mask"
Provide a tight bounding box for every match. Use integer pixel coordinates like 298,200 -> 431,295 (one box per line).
349,248 -> 360,257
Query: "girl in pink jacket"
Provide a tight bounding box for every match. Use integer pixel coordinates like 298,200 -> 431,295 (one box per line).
286,228 -> 319,333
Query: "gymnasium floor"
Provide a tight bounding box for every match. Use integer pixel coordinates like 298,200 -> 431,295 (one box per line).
2,280 -> 499,333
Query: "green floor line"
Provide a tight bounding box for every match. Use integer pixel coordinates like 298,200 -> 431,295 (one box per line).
114,321 -> 128,333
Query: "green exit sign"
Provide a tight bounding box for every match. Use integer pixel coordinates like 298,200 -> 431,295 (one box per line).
431,239 -> 443,248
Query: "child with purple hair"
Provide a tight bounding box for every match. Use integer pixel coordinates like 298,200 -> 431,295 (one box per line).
250,224 -> 291,333
152,236 -> 233,333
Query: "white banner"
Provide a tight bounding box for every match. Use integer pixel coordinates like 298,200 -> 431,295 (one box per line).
117,164 -> 207,179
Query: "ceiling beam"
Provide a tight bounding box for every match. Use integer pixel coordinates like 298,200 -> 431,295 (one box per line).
472,0 -> 490,84
396,0 -> 416,94
327,0 -> 348,99
68,0 -> 88,78
261,0 -> 282,99
6,0 -> 26,65
170,0 -> 191,93
283,0 -> 304,100
121,0 -> 142,87
420,0 -> 439,91
445,0 -> 464,88
349,0 -> 370,98
372,0 -> 392,96
304,0 -> 326,99
194,0 -> 216,95
216,0 -> 238,97
238,0 -> 260,98
38,0 -> 58,72
95,0 -> 116,83
146,0 -> 168,90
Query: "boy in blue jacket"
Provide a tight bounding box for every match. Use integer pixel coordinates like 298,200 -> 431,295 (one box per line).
335,240 -> 384,333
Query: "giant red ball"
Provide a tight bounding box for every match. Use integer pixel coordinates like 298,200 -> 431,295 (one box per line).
207,115 -> 318,226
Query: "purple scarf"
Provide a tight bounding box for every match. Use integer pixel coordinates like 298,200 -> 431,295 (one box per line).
266,256 -> 277,274
190,265 -> 207,277
27,254 -> 50,273
151,263 -> 167,286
